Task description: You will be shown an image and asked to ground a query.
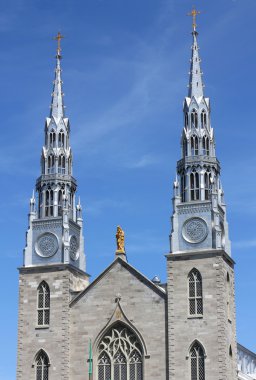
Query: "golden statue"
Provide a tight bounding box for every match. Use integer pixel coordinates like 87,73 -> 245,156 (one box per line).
116,226 -> 125,253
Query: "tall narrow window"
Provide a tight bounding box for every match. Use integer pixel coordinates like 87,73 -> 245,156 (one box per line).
35,350 -> 49,380
201,110 -> 207,129
183,138 -> 188,157
190,171 -> 200,201
37,282 -> 50,326
58,130 -> 65,147
191,109 -> 198,128
181,173 -> 186,202
47,155 -> 55,174
191,136 -> 199,156
202,136 -> 209,156
45,190 -> 54,217
58,155 -> 65,174
188,269 -> 203,316
190,342 -> 205,380
58,190 -> 63,216
204,170 -> 211,200
97,324 -> 143,380
49,129 -> 56,147
185,112 -> 189,128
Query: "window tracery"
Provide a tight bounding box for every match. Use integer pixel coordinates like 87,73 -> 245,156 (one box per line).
191,109 -> 198,128
98,324 -> 143,380
37,282 -> 50,326
190,342 -> 205,380
188,269 -> 203,316
35,350 -> 49,380
190,170 -> 200,201
191,136 -> 199,156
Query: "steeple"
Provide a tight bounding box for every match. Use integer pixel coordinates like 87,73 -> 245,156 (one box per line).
187,8 -> 204,99
188,30 -> 204,98
170,12 -> 231,256
23,33 -> 86,272
50,34 -> 65,119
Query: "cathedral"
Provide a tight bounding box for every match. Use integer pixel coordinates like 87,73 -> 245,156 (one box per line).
17,12 -> 256,380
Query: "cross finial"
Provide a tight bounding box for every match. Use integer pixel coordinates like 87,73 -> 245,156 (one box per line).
188,7 -> 201,31
54,31 -> 64,55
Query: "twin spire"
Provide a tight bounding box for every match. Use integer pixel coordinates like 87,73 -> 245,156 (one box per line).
50,32 -> 65,119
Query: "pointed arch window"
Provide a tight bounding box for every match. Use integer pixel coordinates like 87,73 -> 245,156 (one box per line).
183,138 -> 188,157
201,110 -> 207,129
188,269 -> 203,316
190,342 -> 205,380
202,136 -> 209,156
34,350 -> 49,380
191,136 -> 199,156
204,169 -> 211,200
190,170 -> 200,201
58,129 -> 65,148
181,172 -> 186,203
49,129 -> 56,148
58,155 -> 65,174
191,109 -> 198,129
47,155 -> 55,174
185,112 -> 189,128
97,324 -> 143,380
58,190 -> 64,216
37,282 -> 50,326
45,189 -> 54,217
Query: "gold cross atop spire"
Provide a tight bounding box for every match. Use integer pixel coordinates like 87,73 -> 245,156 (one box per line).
188,7 -> 201,31
54,32 -> 64,55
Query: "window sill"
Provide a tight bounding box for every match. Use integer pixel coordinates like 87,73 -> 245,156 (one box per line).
35,325 -> 50,330
187,315 -> 203,319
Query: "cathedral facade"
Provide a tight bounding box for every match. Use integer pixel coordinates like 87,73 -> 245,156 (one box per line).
17,20 -> 256,380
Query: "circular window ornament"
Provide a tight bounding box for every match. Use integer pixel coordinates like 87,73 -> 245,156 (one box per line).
69,235 -> 79,261
36,233 -> 59,257
182,217 -> 208,244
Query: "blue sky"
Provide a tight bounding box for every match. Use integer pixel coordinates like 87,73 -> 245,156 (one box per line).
0,0 -> 256,378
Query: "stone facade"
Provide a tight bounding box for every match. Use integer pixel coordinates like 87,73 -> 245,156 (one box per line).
167,250 -> 237,380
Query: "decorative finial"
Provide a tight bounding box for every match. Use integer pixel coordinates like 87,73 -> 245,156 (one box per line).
116,226 -> 125,254
187,7 -> 201,31
54,31 -> 64,56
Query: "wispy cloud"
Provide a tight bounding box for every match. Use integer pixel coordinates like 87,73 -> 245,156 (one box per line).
125,154 -> 162,169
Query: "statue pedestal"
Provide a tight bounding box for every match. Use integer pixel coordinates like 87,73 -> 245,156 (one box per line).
115,250 -> 127,261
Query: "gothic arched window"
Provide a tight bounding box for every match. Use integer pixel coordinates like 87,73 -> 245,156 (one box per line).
37,282 -> 50,326
201,110 -> 207,129
58,155 -> 65,174
188,269 -> 203,316
58,129 -> 65,148
185,112 -> 189,128
45,189 -> 54,217
97,324 -> 143,380
190,171 -> 200,201
191,109 -> 198,128
191,136 -> 199,156
58,190 -> 63,216
202,136 -> 209,156
35,350 -> 49,380
190,341 -> 205,380
181,172 -> 186,203
183,138 -> 188,157
49,129 -> 56,148
204,169 -> 211,200
47,154 -> 55,174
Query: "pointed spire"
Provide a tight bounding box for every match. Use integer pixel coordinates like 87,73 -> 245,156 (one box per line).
187,8 -> 204,98
50,32 -> 65,119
